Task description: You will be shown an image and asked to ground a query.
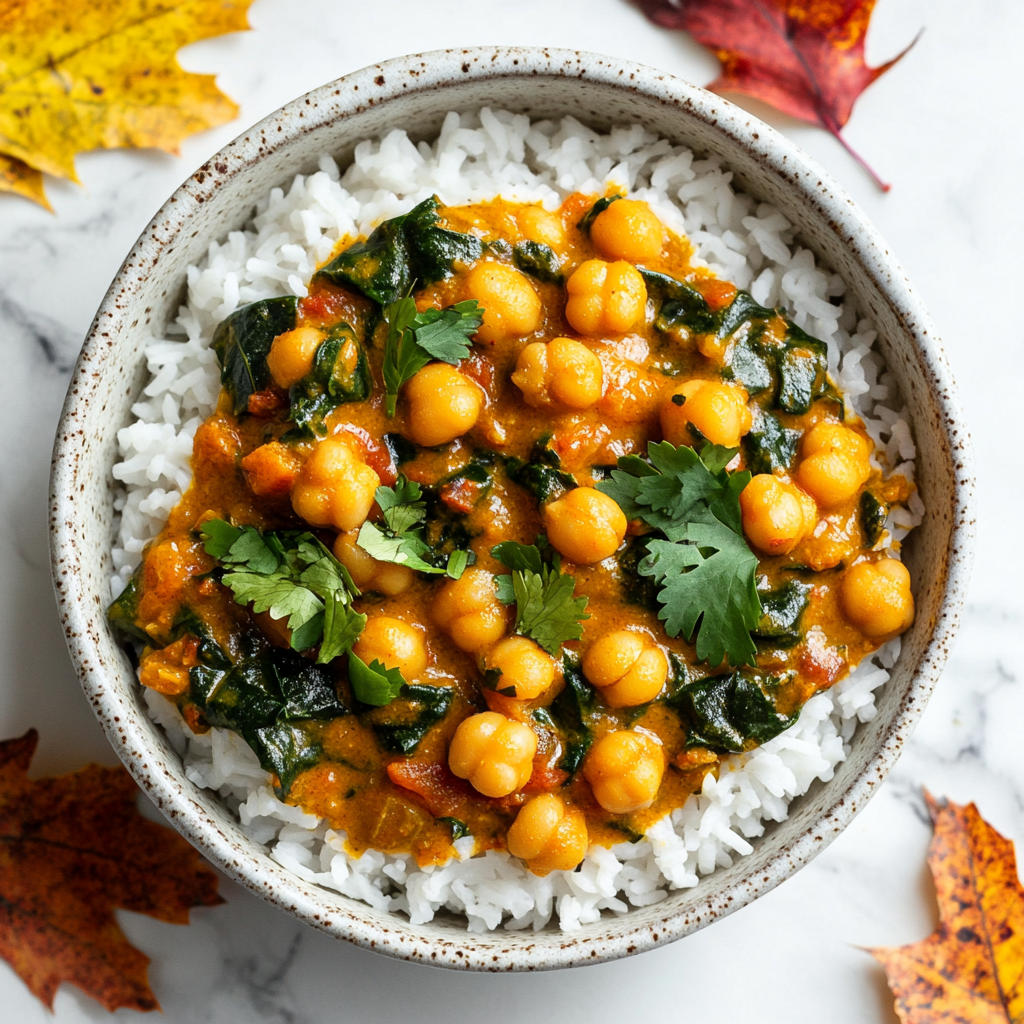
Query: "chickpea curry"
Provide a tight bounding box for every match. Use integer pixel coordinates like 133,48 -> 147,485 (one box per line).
110,192 -> 916,877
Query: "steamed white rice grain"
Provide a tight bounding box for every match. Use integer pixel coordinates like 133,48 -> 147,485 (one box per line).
117,109 -> 921,932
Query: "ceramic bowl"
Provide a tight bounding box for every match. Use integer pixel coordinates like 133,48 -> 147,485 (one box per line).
49,46 -> 975,971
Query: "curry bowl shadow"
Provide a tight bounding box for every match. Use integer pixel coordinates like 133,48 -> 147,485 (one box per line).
49,47 -> 975,971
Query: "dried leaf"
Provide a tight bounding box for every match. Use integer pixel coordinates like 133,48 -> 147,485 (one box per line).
869,793 -> 1024,1023
0,0 -> 253,208
0,154 -> 50,210
635,0 -> 918,190
0,729 -> 223,1012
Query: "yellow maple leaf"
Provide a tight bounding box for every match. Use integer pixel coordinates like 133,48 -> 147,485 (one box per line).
0,0 -> 253,208
869,792 -> 1024,1023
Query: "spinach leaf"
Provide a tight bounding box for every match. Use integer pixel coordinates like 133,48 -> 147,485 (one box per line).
860,491 -> 888,547
107,568 -> 152,645
616,536 -> 660,613
383,431 -> 419,468
725,326 -> 776,396
673,669 -> 797,753
287,323 -> 371,437
547,653 -> 597,775
743,408 -> 801,475
212,297 -> 298,415
439,817 -> 470,841
776,324 -> 829,415
512,241 -> 563,284
504,434 -> 576,505
640,269 -> 716,335
752,580 -> 811,648
248,722 -> 324,793
577,194 -> 622,234
312,196 -> 482,306
313,214 -> 414,307
365,683 -> 453,755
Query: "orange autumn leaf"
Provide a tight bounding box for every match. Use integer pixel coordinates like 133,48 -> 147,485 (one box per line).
635,0 -> 918,190
0,0 -> 254,209
0,729 -> 223,1012
868,793 -> 1024,1023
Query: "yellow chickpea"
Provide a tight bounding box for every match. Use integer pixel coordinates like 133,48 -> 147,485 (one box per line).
507,794 -> 589,875
403,363 -> 483,447
583,730 -> 664,815
333,531 -> 413,596
448,712 -> 537,798
583,631 -> 668,708
291,439 -> 379,532
511,337 -> 603,410
266,327 -> 322,389
660,379 -> 753,449
433,568 -> 511,653
352,615 -> 428,681
797,422 -> 872,508
486,636 -> 557,700
465,262 -> 542,343
545,487 -> 627,565
841,558 -> 915,637
518,207 -> 567,250
590,199 -> 664,263
565,259 -> 647,336
739,474 -> 818,556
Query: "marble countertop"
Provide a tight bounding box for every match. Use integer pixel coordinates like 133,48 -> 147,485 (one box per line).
1,0 -> 1019,1019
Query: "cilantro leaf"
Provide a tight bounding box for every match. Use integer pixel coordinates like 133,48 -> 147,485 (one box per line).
381,298 -> 485,416
348,653 -> 405,706
411,300 -> 483,363
200,519 -> 363,663
596,442 -> 761,667
491,542 -> 589,655
357,477 -> 471,578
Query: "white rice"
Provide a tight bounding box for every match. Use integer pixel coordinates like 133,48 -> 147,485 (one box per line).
112,109 -> 922,932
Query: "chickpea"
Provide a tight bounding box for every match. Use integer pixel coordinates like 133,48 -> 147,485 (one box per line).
583,631 -> 668,708
465,262 -> 542,343
352,616 -> 428,681
448,711 -> 537,797
403,363 -> 483,447
486,636 -> 557,700
267,327 -> 323,389
291,439 -> 379,532
841,558 -> 915,637
518,207 -> 566,250
333,531 -> 412,596
797,422 -> 872,508
583,730 -> 664,815
511,337 -> 603,410
740,475 -> 818,556
545,487 -> 627,565
590,199 -> 664,263
433,568 -> 511,653
660,379 -> 752,449
565,259 -> 647,336
507,794 -> 589,875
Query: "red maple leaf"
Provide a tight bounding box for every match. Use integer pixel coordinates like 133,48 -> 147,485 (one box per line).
636,0 -> 919,190
0,730 -> 223,1012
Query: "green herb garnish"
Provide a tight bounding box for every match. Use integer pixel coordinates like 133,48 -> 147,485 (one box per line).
491,541 -> 590,656
348,653 -> 405,707
381,297 -> 484,417
356,476 -> 471,579
200,519 -> 366,663
598,442 -> 761,668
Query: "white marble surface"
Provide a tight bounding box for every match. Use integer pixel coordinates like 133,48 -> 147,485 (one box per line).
0,0 -> 1020,1018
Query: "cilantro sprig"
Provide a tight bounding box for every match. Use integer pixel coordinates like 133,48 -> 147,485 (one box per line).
381,297 -> 484,416
356,476 -> 472,579
491,541 -> 590,656
348,653 -> 405,706
598,443 -> 761,668
200,519 -> 366,663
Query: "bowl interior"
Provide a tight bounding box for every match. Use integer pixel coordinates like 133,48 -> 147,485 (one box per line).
49,48 -> 974,970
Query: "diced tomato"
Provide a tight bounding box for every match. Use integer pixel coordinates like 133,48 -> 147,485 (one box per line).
439,477 -> 485,514
387,760 -> 472,818
481,688 -> 529,722
247,389 -> 287,417
191,416 -> 240,475
459,352 -> 495,392
241,442 -> 301,498
362,437 -> 398,486
181,704 -> 209,735
694,278 -> 737,312
799,626 -> 848,690
522,754 -> 569,794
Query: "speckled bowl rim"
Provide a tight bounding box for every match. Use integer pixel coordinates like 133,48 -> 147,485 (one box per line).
50,47 -> 975,971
